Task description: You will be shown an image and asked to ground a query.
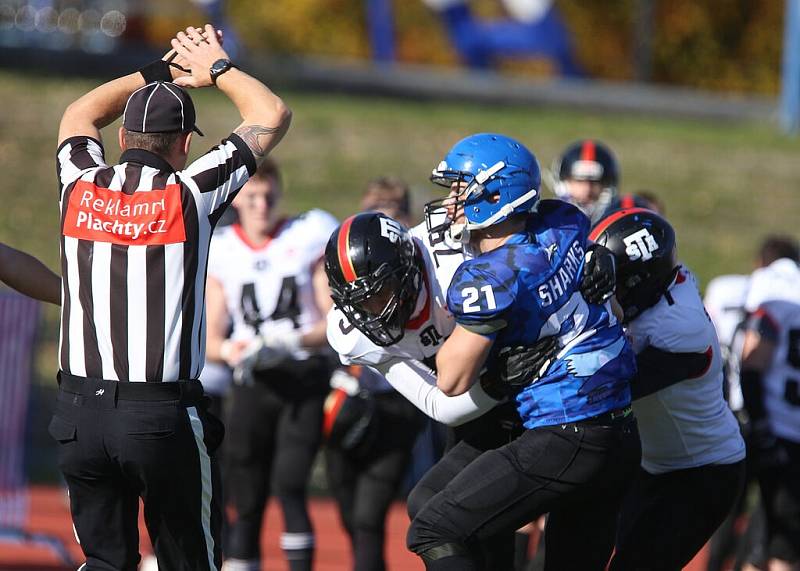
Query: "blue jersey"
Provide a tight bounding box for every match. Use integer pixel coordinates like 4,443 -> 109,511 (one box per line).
448,200 -> 635,429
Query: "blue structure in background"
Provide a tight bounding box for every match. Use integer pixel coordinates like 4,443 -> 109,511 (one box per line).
366,0 -> 581,77
367,0 -> 396,63
192,0 -> 243,59
781,0 -> 800,134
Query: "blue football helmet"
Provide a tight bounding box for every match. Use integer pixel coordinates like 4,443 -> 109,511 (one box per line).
425,133 -> 541,243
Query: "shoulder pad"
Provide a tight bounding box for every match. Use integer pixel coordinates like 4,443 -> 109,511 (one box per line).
448,258 -> 517,334
637,297 -> 713,353
527,200 -> 590,247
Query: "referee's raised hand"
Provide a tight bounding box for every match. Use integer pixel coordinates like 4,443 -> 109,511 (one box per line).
170,24 -> 230,88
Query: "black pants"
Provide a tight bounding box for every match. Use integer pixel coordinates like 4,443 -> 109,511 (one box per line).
407,415 -> 641,571
758,438 -> 800,564
224,358 -> 329,565
408,403 -> 523,571
325,391 -> 424,571
50,373 -> 224,571
610,460 -> 745,571
707,420 -> 763,571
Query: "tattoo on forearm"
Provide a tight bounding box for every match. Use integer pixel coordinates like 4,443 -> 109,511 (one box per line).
235,125 -> 279,158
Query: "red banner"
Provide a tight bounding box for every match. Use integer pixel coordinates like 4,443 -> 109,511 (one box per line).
63,181 -> 186,246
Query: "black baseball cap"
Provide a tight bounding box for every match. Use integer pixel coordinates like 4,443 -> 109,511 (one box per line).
122,81 -> 204,136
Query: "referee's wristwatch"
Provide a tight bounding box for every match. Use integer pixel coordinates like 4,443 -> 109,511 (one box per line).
210,59 -> 238,84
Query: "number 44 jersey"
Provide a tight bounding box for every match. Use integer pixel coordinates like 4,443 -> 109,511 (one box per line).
208,209 -> 339,360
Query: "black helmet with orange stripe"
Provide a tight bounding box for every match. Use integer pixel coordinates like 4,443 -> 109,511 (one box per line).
589,207 -> 678,322
550,139 -> 619,224
325,212 -> 422,346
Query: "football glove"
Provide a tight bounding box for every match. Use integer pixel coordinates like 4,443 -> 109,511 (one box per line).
480,335 -> 559,398
580,244 -> 616,305
233,336 -> 292,385
260,328 -> 302,354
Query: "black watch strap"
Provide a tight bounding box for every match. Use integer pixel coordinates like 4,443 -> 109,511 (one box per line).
210,59 -> 238,84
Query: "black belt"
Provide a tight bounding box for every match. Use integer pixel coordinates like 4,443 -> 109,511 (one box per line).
579,405 -> 634,426
58,371 -> 204,404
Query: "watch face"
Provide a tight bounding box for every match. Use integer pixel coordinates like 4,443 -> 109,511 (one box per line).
211,59 -> 229,76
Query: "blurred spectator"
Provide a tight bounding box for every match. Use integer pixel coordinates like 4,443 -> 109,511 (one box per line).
548,138 -> 620,224
549,139 -> 665,224
738,235 -> 800,571
419,0 -> 581,75
360,176 -> 412,226
704,237 -> 800,571
629,190 -> 665,215
206,159 -> 338,571
191,0 -> 243,58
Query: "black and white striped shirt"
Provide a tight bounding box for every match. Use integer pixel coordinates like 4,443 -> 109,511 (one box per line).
56,134 -> 256,382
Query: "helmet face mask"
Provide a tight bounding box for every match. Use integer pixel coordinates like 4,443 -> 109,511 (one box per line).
549,139 -> 619,222
325,213 -> 421,347
425,134 -> 540,244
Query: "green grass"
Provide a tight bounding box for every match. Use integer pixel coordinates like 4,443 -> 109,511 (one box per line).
2,70 -> 798,286
2,69 -> 798,480
1,69 -> 799,372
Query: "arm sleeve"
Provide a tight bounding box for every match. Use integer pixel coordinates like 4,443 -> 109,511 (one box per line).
631,346 -> 713,400
180,133 -> 257,221
56,136 -> 106,196
447,262 -> 516,337
379,358 -> 499,426
745,307 -> 781,343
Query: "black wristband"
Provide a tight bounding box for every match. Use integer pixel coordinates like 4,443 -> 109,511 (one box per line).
139,59 -> 173,84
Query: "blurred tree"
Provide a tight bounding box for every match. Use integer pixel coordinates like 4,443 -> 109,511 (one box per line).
223,0 -> 783,94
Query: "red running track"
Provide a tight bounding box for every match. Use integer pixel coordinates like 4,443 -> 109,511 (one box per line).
0,486 -> 707,570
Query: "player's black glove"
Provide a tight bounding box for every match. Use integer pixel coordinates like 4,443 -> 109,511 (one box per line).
580,244 -> 616,305
480,335 -> 559,399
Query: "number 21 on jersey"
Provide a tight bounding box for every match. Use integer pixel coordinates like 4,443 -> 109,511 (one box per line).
462,285 -> 497,313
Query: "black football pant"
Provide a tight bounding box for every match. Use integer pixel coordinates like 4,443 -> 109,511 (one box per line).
325,391 -> 424,571
758,439 -> 800,564
50,373 -> 224,571
609,460 -> 745,571
224,358 -> 329,570
408,403 -> 523,571
407,415 -> 641,571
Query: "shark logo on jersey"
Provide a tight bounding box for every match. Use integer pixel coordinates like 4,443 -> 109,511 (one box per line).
544,242 -> 558,263
564,336 -> 627,378
380,217 -> 404,244
623,228 -> 659,261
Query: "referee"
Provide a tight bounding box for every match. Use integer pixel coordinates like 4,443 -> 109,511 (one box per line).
51,25 -> 290,571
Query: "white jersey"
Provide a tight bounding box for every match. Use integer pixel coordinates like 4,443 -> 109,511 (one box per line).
745,258 -> 800,312
199,361 -> 232,397
744,258 -> 800,443
328,221 -> 461,370
704,274 -> 749,411
626,268 -> 746,474
208,209 -> 338,360
327,221 -> 497,425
